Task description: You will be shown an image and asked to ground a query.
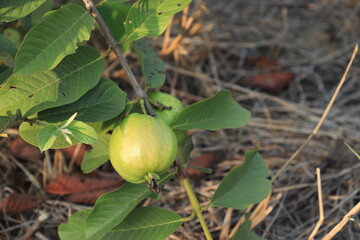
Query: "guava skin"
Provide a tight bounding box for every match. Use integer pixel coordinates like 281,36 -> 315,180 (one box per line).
148,91 -> 187,144
109,113 -> 178,184
148,91 -> 184,126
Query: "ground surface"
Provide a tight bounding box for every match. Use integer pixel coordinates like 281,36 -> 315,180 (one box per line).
1,0 -> 360,239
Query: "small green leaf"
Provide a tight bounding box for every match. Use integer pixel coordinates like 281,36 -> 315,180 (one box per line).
133,39 -> 165,88
14,4 -> 94,75
103,207 -> 183,240
61,112 -> 78,128
0,0 -> 46,22
85,183 -> 154,239
232,215 -> 267,240
0,110 -> 22,133
177,136 -> 194,165
58,209 -> 91,240
124,0 -> 192,40
211,150 -> 271,210
38,125 -> 58,151
81,133 -> 111,173
173,90 -> 251,130
0,46 -> 104,118
66,121 -> 98,144
187,164 -> 212,174
0,34 -> 17,58
38,78 -> 127,123
19,122 -> 79,149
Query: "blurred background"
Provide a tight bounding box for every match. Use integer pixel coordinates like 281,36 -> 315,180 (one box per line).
1,0 -> 360,239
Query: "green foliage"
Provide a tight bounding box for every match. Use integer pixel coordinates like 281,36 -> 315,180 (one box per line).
81,132 -> 111,173
98,2 -> 130,49
19,121 -> 78,149
0,0 -> 46,22
58,209 -> 91,240
84,183 -> 154,240
38,125 -> 58,151
124,0 -> 191,40
0,46 -> 104,119
133,39 -> 165,88
38,78 -> 126,123
103,207 -> 183,240
173,90 -> 251,130
232,215 -> 266,240
211,150 -> 271,210
14,4 -> 94,75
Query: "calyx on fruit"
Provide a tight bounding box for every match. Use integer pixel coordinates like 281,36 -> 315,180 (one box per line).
109,113 -> 178,184
148,91 -> 187,144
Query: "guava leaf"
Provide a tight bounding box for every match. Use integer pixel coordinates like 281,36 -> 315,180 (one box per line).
14,4 -> 94,75
173,90 -> 251,130
85,183 -> 154,240
232,215 -> 267,240
81,133 -> 111,173
134,39 -> 165,88
0,110 -> 22,133
66,121 -> 98,145
106,0 -> 130,2
0,0 -> 46,22
211,150 -> 271,210
38,125 -> 58,151
38,78 -> 126,123
0,46 -> 104,118
98,2 -> 130,48
0,34 -> 17,57
124,0 -> 191,41
19,122 -> 79,149
103,207 -> 183,240
177,136 -> 194,165
58,209 -> 91,240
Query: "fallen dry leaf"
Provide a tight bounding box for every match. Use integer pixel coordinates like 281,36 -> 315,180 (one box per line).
45,174 -> 123,195
245,56 -> 279,69
66,187 -> 118,205
8,137 -> 42,162
244,71 -> 294,92
186,152 -> 217,177
60,144 -> 89,166
0,193 -> 44,215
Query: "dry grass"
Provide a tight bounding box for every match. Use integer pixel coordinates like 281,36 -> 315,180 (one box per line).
1,0 -> 360,239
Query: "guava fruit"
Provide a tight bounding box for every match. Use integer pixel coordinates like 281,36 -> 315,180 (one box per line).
109,113 -> 178,184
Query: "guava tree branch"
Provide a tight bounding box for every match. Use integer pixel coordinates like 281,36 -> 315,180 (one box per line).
82,0 -> 155,116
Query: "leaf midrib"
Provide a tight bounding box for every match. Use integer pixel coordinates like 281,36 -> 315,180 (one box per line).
15,5 -> 89,73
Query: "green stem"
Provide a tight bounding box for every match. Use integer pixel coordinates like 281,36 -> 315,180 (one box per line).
180,173 -> 213,240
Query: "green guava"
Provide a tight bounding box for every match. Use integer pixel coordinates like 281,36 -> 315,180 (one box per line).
148,91 -> 187,144
109,113 -> 178,184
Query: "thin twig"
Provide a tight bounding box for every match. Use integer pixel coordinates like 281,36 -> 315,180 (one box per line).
308,168 -> 324,240
322,201 -> 360,240
82,0 -> 154,116
271,44 -> 358,182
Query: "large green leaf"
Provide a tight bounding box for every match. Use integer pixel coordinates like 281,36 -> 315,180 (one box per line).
58,209 -> 91,240
211,150 -> 271,210
124,0 -> 191,41
98,2 -> 130,42
0,0 -> 46,22
81,132 -> 111,173
134,39 -> 165,88
84,183 -> 153,240
232,215 -> 266,240
103,207 -> 183,240
173,90 -> 251,130
19,121 -> 79,149
38,78 -> 126,123
0,46 -> 104,118
14,4 -> 94,75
